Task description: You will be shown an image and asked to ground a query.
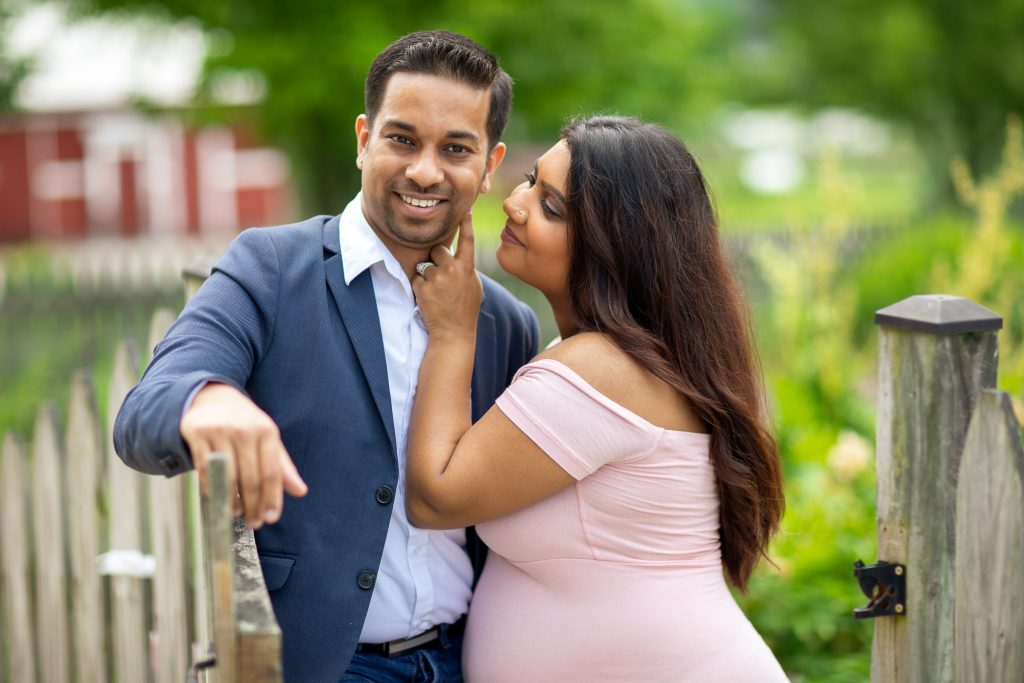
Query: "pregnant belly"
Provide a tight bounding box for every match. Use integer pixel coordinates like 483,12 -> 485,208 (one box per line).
463,555 -> 782,683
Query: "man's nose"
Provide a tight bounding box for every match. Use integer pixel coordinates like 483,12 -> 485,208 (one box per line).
405,151 -> 444,188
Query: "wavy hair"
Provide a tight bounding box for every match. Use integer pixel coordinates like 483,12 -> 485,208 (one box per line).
561,116 -> 784,590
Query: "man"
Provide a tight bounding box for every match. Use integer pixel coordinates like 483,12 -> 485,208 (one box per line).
115,31 -> 539,682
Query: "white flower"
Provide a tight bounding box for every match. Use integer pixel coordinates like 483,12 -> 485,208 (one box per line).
827,430 -> 872,481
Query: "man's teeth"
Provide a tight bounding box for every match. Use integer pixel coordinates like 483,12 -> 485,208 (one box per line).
401,195 -> 440,208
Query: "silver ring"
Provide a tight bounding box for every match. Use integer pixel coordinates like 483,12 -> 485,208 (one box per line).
415,261 -> 436,277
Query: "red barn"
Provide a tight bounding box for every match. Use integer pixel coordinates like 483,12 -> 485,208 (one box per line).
0,110 -> 294,242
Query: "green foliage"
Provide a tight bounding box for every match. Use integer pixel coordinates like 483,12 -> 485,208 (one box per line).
736,127 -> 1024,680
63,0 -> 747,212
759,0 -> 1024,198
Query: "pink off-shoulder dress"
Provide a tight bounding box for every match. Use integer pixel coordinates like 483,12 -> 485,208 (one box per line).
463,359 -> 786,683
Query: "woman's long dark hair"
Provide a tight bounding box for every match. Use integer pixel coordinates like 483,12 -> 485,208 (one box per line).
561,116 -> 784,590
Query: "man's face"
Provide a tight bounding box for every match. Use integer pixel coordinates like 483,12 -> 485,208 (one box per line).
355,72 -> 505,257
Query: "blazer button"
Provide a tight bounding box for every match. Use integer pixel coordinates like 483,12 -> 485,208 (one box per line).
375,485 -> 394,505
357,571 -> 376,590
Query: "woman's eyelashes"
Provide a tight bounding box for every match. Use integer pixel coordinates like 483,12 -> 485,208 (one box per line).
523,171 -> 561,219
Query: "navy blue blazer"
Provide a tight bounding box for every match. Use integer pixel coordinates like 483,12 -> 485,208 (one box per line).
114,214 -> 540,681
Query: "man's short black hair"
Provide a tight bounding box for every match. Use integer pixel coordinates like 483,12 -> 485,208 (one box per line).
364,30 -> 513,150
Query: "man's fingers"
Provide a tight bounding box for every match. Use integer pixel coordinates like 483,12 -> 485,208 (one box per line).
258,435 -> 284,525
279,449 -> 309,498
455,209 -> 474,262
226,432 -> 264,529
191,442 -> 211,496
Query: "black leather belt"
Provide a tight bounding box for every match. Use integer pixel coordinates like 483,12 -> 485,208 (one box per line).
356,617 -> 466,658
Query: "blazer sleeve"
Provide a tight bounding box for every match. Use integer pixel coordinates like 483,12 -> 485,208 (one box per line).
113,228 -> 281,477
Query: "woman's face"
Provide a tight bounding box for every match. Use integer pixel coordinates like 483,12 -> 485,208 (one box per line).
497,141 -> 571,300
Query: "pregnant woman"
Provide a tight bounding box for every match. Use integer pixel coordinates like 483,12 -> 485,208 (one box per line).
406,115 -> 787,682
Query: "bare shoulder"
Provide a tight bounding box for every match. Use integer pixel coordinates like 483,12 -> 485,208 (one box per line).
537,332 -> 638,381
535,332 -> 704,432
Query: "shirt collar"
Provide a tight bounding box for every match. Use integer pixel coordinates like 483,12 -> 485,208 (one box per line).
338,192 -> 406,287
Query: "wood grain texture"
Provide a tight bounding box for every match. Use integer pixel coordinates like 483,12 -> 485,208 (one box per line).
2,433 -> 37,683
233,517 -> 281,682
31,405 -> 70,683
65,372 -> 106,683
203,453 -> 235,683
872,328 -> 998,683
954,390 -> 1024,682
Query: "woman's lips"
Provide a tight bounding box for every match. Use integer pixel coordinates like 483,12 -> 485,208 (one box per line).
500,225 -> 525,246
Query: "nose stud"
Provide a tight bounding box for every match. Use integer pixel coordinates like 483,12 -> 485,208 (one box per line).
516,210 -> 526,219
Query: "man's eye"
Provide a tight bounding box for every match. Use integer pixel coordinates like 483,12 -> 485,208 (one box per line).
447,145 -> 470,154
390,135 -> 413,145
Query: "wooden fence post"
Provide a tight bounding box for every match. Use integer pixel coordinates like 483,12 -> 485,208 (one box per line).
1,433 -> 37,683
954,390 -> 1024,682
203,453 -> 236,683
106,339 -> 149,682
65,371 -> 106,682
872,294 -> 1001,682
31,405 -> 70,683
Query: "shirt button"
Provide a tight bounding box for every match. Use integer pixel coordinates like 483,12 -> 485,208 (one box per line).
375,485 -> 394,505
357,571 -> 376,590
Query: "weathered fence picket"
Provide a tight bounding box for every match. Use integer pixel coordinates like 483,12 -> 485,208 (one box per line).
954,389 -> 1024,681
204,453 -> 237,683
32,405 -> 71,683
1,433 -> 36,683
66,371 -> 107,683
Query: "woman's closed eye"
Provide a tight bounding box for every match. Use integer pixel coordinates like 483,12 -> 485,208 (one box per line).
524,171 -> 562,219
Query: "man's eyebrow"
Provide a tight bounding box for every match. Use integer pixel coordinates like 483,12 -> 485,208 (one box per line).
380,119 -> 480,145
381,119 -> 416,132
534,161 -> 566,205
447,130 -> 481,144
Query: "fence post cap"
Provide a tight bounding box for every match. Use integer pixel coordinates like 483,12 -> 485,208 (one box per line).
875,294 -> 1002,334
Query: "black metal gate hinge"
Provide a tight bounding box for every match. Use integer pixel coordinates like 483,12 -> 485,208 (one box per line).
853,559 -> 906,619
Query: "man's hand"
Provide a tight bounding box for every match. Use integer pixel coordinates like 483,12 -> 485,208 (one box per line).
180,383 -> 308,528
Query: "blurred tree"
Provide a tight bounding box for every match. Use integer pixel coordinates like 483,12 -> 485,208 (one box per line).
754,0 -> 1024,201
60,0 -> 744,213
0,5 -> 33,109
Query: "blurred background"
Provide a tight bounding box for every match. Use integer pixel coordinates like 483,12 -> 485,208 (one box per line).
1,1 -> 1022,680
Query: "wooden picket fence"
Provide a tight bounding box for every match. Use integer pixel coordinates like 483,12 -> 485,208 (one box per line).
0,308 -> 281,682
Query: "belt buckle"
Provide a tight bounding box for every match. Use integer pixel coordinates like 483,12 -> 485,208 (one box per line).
382,627 -> 440,658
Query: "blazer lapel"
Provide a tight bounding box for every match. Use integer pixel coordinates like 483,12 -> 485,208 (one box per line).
322,218 -> 398,461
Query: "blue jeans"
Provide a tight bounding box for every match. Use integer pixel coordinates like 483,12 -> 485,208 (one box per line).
341,625 -> 464,683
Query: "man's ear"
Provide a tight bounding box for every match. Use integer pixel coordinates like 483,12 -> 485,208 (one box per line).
480,142 -> 507,194
355,114 -> 370,168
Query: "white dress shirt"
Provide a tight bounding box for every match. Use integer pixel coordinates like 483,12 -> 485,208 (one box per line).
338,194 -> 474,644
